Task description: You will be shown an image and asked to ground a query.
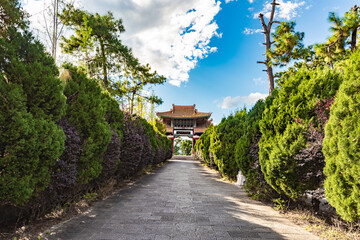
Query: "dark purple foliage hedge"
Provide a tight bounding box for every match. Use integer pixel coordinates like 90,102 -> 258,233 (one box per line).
295,97 -> 334,195
99,129 -> 121,182
118,115 -> 145,178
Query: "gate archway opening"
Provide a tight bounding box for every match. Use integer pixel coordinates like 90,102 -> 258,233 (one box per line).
157,104 -> 212,155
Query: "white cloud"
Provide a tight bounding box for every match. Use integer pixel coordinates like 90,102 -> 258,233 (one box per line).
23,0 -> 222,87
226,0 -> 252,4
243,28 -> 262,35
221,92 -> 268,109
253,0 -> 306,21
253,77 -> 266,85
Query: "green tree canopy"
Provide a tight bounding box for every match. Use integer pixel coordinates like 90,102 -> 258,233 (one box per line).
60,7 -> 166,114
268,21 -> 306,67
314,6 -> 360,68
0,0 -> 27,36
60,7 -> 131,88
181,140 -> 192,156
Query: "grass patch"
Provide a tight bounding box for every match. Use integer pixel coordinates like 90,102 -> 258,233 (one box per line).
283,209 -> 360,240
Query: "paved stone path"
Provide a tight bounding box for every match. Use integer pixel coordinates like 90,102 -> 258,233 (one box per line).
45,157 -> 319,240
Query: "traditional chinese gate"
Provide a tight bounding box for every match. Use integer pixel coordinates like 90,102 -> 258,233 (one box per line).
157,104 -> 212,154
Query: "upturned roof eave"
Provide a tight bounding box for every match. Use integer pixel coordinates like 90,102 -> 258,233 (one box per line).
157,115 -> 211,119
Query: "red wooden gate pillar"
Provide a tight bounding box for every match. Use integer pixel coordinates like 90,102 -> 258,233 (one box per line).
167,135 -> 175,155
192,135 -> 200,155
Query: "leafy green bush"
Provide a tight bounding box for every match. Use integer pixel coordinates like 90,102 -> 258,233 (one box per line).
235,99 -> 278,200
0,28 -> 66,205
101,92 -> 124,140
210,110 -> 247,179
194,126 -> 213,166
62,64 -> 112,184
323,50 -> 360,222
1,28 -> 66,121
259,66 -> 342,200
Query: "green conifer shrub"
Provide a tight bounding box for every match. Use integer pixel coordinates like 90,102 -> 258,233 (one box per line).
235,99 -> 278,200
62,64 -> 112,184
194,126 -> 214,166
210,110 -> 247,179
0,28 -> 66,205
1,28 -> 66,121
323,50 -> 360,222
101,92 -> 124,139
259,66 -> 342,200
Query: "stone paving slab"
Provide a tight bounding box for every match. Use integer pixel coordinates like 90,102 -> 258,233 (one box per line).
44,157 -> 319,240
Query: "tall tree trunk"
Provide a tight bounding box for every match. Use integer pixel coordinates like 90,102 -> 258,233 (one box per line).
51,0 -> 58,59
350,5 -> 359,52
52,0 -> 58,61
99,39 -> 108,88
258,0 -> 278,95
130,91 -> 135,115
351,27 -> 358,52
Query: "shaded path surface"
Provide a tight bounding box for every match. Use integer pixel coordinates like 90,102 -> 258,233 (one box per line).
46,157 -> 319,240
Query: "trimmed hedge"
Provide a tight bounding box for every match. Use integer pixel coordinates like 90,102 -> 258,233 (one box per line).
118,115 -> 172,178
0,62 -> 172,226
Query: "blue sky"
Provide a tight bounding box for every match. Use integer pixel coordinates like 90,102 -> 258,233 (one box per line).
23,0 -> 358,124
153,0 -> 358,124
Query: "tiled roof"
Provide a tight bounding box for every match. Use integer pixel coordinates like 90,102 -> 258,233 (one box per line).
157,104 -> 211,119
